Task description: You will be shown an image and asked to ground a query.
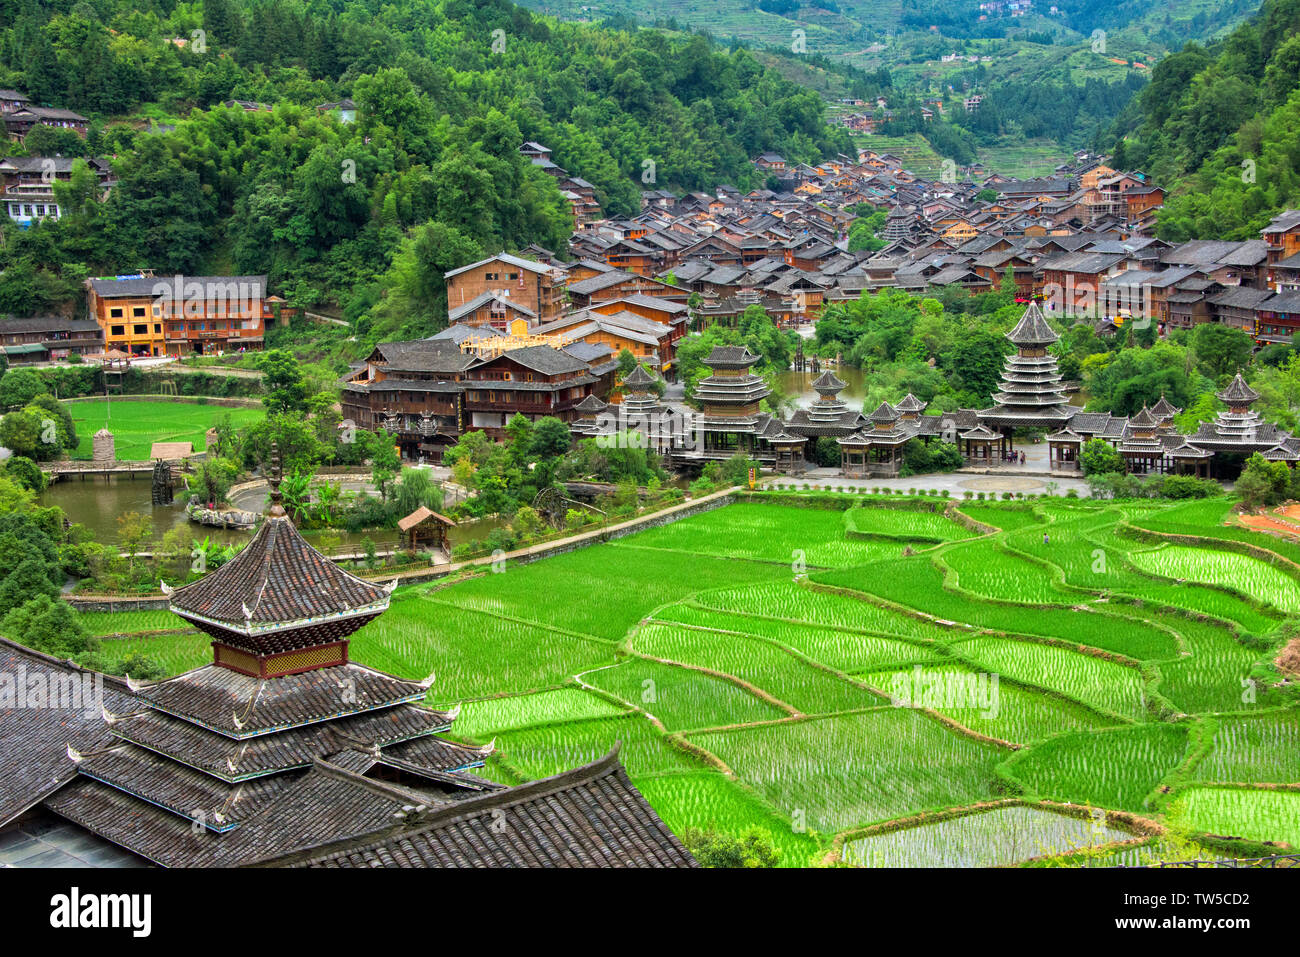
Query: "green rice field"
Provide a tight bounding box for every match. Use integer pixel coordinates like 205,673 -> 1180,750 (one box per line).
843,805 -> 1137,867
71,494 -> 1300,865
67,398 -> 263,461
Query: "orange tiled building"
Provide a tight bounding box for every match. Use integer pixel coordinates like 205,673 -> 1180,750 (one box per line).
86,274 -> 273,357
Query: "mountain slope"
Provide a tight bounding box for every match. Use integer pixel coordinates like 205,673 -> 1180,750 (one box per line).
0,0 -> 852,318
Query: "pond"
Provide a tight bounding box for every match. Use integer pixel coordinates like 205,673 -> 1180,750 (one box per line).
775,364 -> 868,408
39,475 -> 498,550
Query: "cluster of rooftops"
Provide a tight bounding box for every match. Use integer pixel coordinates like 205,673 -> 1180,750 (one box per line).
568,302 -> 1297,478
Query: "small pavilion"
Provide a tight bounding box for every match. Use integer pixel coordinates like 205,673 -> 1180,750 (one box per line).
1045,427 -> 1083,471
398,505 -> 456,555
958,424 -> 1002,466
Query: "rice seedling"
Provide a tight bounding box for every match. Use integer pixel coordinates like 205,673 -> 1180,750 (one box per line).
953,505 -> 1045,532
453,688 -> 630,740
1190,711 -> 1300,783
842,506 -> 975,542
1149,616 -> 1270,715
815,558 -> 1179,660
1174,787 -> 1300,847
100,632 -> 211,676
489,714 -> 700,779
351,594 -> 618,705
80,609 -> 188,636
1128,545 -> 1300,615
616,503 -> 902,566
1001,724 -> 1190,812
688,709 -> 1006,832
941,543 -> 1062,605
428,543 -> 785,641
999,510 -> 1274,634
652,603 -> 939,672
1127,499 -> 1300,568
634,771 -> 823,867
951,635 -> 1147,721
843,805 -> 1135,867
694,581 -> 956,643
854,663 -> 1121,744
580,657 -> 785,730
631,622 -> 880,715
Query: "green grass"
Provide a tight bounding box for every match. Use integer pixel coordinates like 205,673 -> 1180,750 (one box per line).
842,505 -> 974,543
1175,787 -> 1300,847
426,543 -> 785,642
695,581 -> 958,644
356,593 -> 619,705
941,542 -> 1062,605
954,505 -> 1044,531
67,399 -> 262,462
487,714 -> 699,780
815,556 -> 1180,660
652,603 -> 939,673
1003,508 -> 1279,635
631,622 -> 879,716
952,635 -> 1147,721
1125,498 -> 1300,569
80,609 -> 191,636
1002,724 -> 1191,812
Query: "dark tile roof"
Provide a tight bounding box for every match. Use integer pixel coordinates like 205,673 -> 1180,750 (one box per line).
45,754 -> 445,867
0,639 -> 135,827
373,338 -> 478,374
705,345 -> 760,368
0,316 -> 102,335
265,748 -> 696,869
105,702 -> 455,781
70,742 -> 296,831
1006,302 -> 1058,346
1216,372 -> 1260,404
87,275 -> 266,299
131,663 -> 432,739
167,515 -> 391,632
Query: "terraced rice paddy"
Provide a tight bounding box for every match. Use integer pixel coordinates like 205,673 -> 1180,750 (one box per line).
1175,787 -> 1300,847
72,492 -> 1300,864
619,503 -> 905,566
841,505 -> 975,542
1001,724 -> 1191,812
843,805 -> 1137,867
1128,545 -> 1300,614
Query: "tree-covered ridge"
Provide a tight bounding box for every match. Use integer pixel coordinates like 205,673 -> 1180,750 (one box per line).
1110,0 -> 1300,239
0,0 -> 852,319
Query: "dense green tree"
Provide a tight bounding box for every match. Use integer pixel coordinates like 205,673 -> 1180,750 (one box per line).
1080,438 -> 1126,476
0,595 -> 96,659
259,349 -> 310,415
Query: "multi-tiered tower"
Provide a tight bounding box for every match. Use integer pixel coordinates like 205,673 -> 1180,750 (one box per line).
980,302 -> 1073,438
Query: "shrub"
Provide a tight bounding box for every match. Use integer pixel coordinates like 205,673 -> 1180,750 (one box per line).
681,827 -> 781,868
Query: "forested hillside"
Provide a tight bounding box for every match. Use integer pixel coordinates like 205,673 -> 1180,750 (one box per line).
0,0 -> 852,329
1112,0 -> 1300,239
